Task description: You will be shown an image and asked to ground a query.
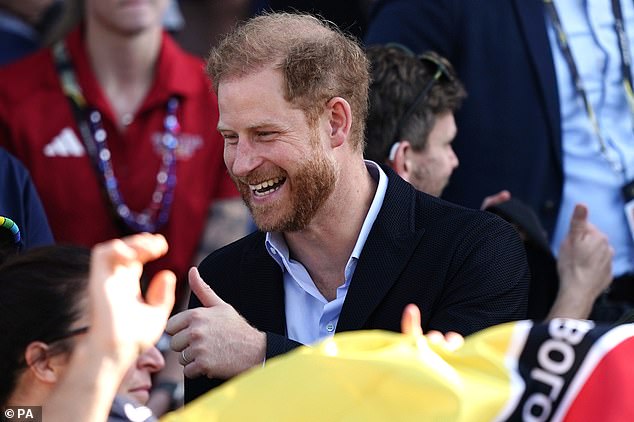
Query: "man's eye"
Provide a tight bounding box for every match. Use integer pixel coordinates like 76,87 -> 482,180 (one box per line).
257,132 -> 277,140
222,134 -> 238,143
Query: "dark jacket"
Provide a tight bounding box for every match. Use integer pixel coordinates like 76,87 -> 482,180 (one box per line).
0,147 -> 53,250
365,0 -> 562,237
186,169 -> 530,402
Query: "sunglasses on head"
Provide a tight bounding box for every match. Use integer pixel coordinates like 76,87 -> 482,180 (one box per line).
386,49 -> 453,161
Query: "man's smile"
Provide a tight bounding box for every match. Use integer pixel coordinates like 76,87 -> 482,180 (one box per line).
250,177 -> 287,197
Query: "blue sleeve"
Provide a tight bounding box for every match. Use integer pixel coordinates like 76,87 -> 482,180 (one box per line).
0,148 -> 54,249
0,32 -> 39,67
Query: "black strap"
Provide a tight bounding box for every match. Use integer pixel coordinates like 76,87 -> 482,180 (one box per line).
544,0 -> 631,178
612,0 -> 634,99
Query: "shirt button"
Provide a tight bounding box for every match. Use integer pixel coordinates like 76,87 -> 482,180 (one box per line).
326,323 -> 335,332
269,248 -> 277,255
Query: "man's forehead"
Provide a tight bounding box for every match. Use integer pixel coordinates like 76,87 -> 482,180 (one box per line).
217,68 -> 284,108
216,77 -> 311,131
217,118 -> 288,132
217,64 -> 283,90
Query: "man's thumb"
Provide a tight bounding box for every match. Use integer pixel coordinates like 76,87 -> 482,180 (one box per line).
189,267 -> 223,308
568,204 -> 589,236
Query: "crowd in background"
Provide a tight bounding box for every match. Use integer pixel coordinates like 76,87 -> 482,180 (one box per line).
1,0 -> 633,420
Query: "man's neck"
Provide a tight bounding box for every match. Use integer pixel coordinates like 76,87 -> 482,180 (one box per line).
85,19 -> 162,126
285,158 -> 377,301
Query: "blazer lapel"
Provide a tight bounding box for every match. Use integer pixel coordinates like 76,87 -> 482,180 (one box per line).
337,171 -> 426,332
512,0 -> 562,168
238,233 -> 287,334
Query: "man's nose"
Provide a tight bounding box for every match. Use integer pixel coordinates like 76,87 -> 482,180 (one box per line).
227,138 -> 263,177
138,345 -> 165,372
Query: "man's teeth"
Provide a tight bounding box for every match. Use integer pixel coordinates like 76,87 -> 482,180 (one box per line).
250,177 -> 284,196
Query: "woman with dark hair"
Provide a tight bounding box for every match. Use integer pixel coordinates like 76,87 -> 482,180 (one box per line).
0,245 -> 91,407
0,233 -> 175,421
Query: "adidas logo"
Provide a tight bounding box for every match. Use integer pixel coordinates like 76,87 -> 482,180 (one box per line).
43,127 -> 85,157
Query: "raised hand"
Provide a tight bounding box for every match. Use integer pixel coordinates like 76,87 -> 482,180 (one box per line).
166,267 -> 266,379
89,233 -> 176,364
400,304 -> 464,351
43,233 -> 176,422
549,204 -> 613,319
480,190 -> 511,210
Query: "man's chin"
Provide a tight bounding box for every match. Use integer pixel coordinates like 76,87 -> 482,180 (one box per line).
251,212 -> 286,232
252,211 -> 312,233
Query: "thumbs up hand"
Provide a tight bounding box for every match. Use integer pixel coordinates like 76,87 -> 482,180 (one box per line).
166,267 -> 266,380
550,204 -> 614,319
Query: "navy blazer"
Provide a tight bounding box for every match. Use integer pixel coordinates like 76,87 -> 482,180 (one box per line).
365,0 -> 562,237
186,168 -> 529,402
0,147 -> 54,249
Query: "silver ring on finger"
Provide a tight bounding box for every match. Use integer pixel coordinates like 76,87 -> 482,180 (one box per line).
181,349 -> 191,365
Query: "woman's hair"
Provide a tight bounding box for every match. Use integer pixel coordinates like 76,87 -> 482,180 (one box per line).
0,244 -> 90,405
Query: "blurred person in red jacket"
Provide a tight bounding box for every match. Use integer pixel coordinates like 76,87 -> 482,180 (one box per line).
0,0 -> 249,414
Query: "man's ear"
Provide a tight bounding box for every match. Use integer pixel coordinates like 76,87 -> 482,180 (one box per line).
324,97 -> 352,149
24,341 -> 66,384
389,140 -> 413,182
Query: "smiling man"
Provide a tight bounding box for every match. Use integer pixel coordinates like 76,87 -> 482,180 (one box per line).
166,12 -> 530,402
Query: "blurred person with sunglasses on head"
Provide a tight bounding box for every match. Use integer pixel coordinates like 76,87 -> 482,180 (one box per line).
365,45 -> 614,321
365,45 -> 464,197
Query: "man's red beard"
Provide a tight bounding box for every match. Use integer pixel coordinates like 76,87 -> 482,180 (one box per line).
231,149 -> 337,232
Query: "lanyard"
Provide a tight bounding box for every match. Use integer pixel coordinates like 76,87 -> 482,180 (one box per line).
612,0 -> 634,114
544,0 -> 631,178
51,40 -> 180,234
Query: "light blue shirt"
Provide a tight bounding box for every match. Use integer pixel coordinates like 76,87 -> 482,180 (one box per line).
546,0 -> 634,276
265,161 -> 388,345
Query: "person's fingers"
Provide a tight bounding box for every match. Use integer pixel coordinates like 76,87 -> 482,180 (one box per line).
144,269 -> 176,320
91,238 -> 137,269
424,330 -> 464,351
169,329 -> 190,353
400,303 -> 423,337
480,190 -> 511,210
120,233 -> 169,264
178,348 -> 194,366
189,267 -> 224,308
165,309 -> 192,336
568,204 -> 589,238
444,331 -> 465,351
183,360 -> 205,379
425,330 -> 445,344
